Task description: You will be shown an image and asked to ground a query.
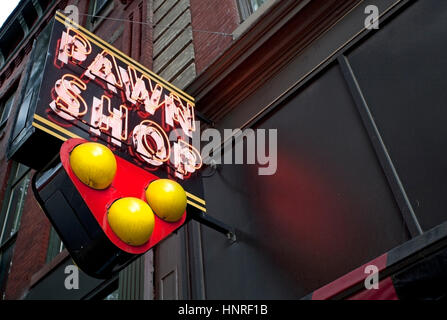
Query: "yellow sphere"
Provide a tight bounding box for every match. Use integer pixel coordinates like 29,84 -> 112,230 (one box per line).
107,197 -> 155,246
145,179 -> 187,222
69,142 -> 117,190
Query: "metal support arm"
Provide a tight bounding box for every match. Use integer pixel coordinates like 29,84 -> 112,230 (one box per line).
189,210 -> 236,243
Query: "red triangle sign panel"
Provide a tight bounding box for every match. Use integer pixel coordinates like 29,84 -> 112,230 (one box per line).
60,138 -> 187,254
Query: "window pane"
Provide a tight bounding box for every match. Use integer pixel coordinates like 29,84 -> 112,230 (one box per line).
0,242 -> 15,298
0,93 -> 15,125
14,163 -> 30,182
94,0 -> 109,15
0,173 -> 30,244
45,227 -> 64,263
250,0 -> 266,12
10,175 -> 30,235
238,0 -> 268,22
0,187 -> 21,242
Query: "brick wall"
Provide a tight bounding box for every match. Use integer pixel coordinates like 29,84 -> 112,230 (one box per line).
190,0 -> 239,74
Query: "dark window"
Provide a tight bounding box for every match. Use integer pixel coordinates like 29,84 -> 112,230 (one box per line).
7,22 -> 52,162
45,227 -> 64,263
0,91 -> 16,134
87,0 -> 112,29
237,0 -> 267,22
93,0 -> 109,17
0,162 -> 31,299
0,242 -> 14,299
0,163 -> 31,244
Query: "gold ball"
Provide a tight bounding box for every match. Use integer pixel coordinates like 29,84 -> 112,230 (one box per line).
145,179 -> 187,222
69,142 -> 117,190
107,197 -> 155,246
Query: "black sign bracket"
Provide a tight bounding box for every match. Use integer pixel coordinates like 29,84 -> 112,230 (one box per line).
189,210 -> 236,243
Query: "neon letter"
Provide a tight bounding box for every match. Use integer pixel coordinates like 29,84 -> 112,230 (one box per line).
164,94 -> 195,137
119,66 -> 163,114
171,139 -> 202,179
50,74 -> 87,121
85,51 -> 123,93
57,28 -> 91,64
90,95 -> 128,147
132,120 -> 170,166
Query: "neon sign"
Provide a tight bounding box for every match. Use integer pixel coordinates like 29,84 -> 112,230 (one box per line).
35,13 -> 202,181
18,13 -> 210,278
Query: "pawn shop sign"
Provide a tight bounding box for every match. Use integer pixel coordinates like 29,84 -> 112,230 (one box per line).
29,12 -> 206,278
36,11 -> 203,182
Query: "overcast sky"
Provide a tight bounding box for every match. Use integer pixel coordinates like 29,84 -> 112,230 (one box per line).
0,0 -> 21,29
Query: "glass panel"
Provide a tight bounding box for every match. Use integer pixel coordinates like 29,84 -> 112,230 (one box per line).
14,163 -> 30,182
0,172 -> 31,244
0,187 -> 21,243
238,0 -> 252,21
250,0 -> 266,12
45,227 -> 63,263
10,175 -> 30,236
0,242 -> 14,298
94,0 -> 109,15
0,93 -> 15,126
238,0 -> 267,22
9,21 -> 51,146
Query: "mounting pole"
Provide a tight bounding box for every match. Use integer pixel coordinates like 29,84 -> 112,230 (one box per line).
189,210 -> 236,242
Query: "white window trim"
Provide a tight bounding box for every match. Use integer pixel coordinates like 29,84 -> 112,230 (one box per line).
233,0 -> 278,40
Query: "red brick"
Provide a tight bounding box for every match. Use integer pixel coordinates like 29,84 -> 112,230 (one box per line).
190,0 -> 239,74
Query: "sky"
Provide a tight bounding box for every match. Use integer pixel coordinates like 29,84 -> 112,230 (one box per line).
0,0 -> 21,29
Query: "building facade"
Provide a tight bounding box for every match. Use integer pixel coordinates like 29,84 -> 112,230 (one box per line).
1,0 -> 447,300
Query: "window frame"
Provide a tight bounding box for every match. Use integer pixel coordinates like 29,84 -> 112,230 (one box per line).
93,0 -> 109,17
236,0 -> 267,22
45,226 -> 65,263
86,0 -> 114,31
0,161 -> 31,299
0,162 -> 31,246
0,89 -> 17,135
0,234 -> 16,299
233,0 -> 277,40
